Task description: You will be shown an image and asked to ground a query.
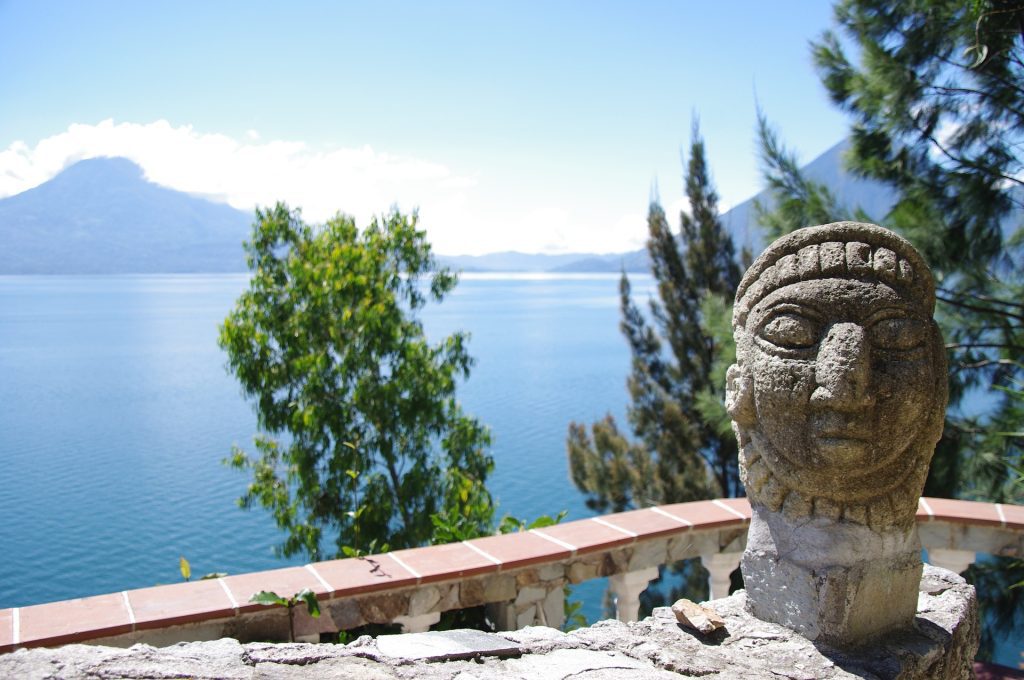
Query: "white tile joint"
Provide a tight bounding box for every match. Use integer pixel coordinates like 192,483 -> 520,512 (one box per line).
591,516 -> 637,538
462,541 -> 502,566
530,529 -> 577,554
121,591 -> 136,629
387,552 -> 422,580
650,506 -> 693,527
712,499 -> 749,521
217,577 -> 240,611
305,564 -> 334,597
995,503 -> 1007,527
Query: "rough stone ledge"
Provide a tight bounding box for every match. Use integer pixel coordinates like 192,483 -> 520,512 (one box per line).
0,566 -> 976,679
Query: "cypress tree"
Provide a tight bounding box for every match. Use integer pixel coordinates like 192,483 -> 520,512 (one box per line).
567,123 -> 743,514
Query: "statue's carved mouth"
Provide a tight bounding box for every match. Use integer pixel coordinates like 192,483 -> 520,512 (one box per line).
810,412 -> 870,441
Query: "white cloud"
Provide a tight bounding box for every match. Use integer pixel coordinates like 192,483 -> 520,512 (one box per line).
0,118 -> 474,229
0,120 -> 650,255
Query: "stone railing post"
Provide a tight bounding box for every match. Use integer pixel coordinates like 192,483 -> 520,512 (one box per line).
394,612 -> 441,634
608,566 -> 659,622
700,552 -> 741,600
927,548 -> 976,575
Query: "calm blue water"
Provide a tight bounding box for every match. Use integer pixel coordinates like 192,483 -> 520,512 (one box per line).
0,273 -> 653,620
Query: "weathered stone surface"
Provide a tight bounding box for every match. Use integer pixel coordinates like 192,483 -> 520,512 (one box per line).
375,629 -> 521,661
541,586 -> 565,629
537,563 -> 564,581
359,593 -> 409,623
483,574 -> 516,603
671,598 -> 725,634
0,566 -> 976,679
626,538 -> 668,571
566,561 -> 597,584
459,578 -> 486,607
727,222 -> 950,646
514,585 -> 546,606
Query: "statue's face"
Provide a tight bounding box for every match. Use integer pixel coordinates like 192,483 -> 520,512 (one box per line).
738,277 -> 941,501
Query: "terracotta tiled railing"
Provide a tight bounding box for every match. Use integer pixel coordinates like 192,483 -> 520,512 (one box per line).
1,497 -> 1021,653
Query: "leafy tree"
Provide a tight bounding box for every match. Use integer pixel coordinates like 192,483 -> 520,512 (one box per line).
809,0 -> 1023,503
220,203 -> 494,561
567,124 -> 743,513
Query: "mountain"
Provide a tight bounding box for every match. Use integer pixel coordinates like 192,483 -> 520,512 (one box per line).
0,157 -> 252,273
719,138 -> 898,255
442,140 -> 895,274
438,250 -> 650,273
0,142 -> 895,274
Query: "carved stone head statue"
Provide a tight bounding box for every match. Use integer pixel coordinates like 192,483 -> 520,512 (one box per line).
727,221 -> 946,531
726,222 -> 947,645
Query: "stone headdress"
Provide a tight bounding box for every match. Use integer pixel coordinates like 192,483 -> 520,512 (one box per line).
733,221 -> 935,329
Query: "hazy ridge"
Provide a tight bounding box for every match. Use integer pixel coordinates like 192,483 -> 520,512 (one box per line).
0,142 -> 893,274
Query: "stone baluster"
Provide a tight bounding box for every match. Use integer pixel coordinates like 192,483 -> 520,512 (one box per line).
927,548 -> 976,575
700,552 -> 742,600
608,566 -> 659,622
394,612 -> 441,634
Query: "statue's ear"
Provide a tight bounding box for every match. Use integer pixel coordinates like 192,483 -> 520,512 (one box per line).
725,364 -> 756,427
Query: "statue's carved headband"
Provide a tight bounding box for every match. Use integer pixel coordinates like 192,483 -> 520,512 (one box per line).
733,222 -> 935,328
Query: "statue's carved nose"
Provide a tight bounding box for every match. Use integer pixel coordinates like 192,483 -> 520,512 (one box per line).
810,322 -> 875,410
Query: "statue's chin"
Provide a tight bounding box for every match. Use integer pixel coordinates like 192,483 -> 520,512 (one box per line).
811,437 -> 871,468
749,429 -> 923,506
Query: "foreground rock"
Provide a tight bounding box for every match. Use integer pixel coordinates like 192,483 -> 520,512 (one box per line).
0,565 -> 976,680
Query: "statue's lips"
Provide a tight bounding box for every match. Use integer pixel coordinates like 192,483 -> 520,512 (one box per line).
809,412 -> 871,443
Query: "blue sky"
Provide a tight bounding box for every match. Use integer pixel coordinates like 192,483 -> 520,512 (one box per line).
0,1 -> 850,254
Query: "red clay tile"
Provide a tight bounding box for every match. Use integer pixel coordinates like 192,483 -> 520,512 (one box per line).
916,497 -> 933,521
313,555 -> 419,596
222,566 -> 328,614
533,518 -> 635,555
657,500 -> 749,530
598,508 -> 692,541
18,592 -> 131,647
465,531 -> 571,570
998,502 -> 1024,530
388,542 -> 499,584
0,608 -> 13,652
716,497 -> 753,520
128,579 -> 235,630
925,498 -> 1004,527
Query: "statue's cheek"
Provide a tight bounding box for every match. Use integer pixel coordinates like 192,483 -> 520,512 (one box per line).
750,355 -> 815,404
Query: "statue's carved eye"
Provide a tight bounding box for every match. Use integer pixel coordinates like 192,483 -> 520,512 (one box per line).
758,313 -> 818,349
870,317 -> 925,351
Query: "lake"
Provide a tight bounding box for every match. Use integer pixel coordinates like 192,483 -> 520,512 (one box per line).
0,273 -> 654,620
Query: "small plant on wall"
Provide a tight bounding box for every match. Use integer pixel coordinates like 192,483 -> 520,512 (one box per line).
249,589 -> 321,642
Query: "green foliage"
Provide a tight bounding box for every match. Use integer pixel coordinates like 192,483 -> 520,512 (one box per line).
220,203 -> 494,560
755,0 -> 1024,657
754,110 -> 850,240
567,122 -> 744,514
778,0 -> 1024,505
496,511 -> 568,535
249,588 -> 320,643
562,585 -> 589,632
